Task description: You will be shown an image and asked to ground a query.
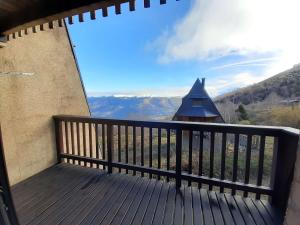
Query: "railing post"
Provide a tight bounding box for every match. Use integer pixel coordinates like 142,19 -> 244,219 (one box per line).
107,124 -> 114,174
176,128 -> 182,189
54,118 -> 63,164
271,132 -> 299,213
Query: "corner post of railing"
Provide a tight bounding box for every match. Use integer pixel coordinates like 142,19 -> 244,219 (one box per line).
176,128 -> 182,190
54,117 -> 63,164
271,129 -> 299,213
107,123 -> 114,174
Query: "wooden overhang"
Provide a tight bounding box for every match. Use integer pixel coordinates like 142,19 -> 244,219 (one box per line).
0,0 -> 174,40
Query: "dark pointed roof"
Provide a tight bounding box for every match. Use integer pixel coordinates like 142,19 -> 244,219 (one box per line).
174,78 -> 224,120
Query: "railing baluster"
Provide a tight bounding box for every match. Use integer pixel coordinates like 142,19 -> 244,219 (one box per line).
141,127 -> 144,177
54,119 -> 63,163
166,129 -> 170,182
89,123 -> 93,167
188,130 -> 193,186
107,124 -> 114,173
232,134 -> 239,195
158,128 -> 161,180
95,123 -> 99,168
209,132 -> 215,190
102,124 -> 106,170
133,126 -> 136,175
244,135 -> 252,197
118,125 -> 121,173
65,121 -> 70,163
70,122 -> 75,164
76,122 -> 81,165
149,128 -> 153,178
83,123 -> 87,166
198,131 -> 204,188
176,128 -> 182,189
125,125 -> 128,174
256,135 -> 265,199
220,133 -> 226,193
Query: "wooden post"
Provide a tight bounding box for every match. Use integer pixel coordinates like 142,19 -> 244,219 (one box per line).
0,126 -> 20,225
271,132 -> 299,213
176,128 -> 182,189
107,124 -> 114,174
54,118 -> 63,164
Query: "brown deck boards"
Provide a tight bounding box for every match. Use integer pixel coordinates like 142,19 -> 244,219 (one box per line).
12,163 -> 283,225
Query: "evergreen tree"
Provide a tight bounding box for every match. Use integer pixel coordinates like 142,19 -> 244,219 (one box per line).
236,104 -> 249,121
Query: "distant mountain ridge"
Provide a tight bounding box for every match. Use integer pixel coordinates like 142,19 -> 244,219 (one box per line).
88,65 -> 300,121
215,64 -> 300,105
88,96 -> 181,120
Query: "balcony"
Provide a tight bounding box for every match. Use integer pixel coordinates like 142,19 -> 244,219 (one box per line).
12,115 -> 299,225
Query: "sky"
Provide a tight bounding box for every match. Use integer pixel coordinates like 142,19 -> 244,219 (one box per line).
68,0 -> 300,98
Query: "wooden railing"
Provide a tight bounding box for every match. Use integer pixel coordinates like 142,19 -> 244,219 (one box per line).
53,115 -> 299,212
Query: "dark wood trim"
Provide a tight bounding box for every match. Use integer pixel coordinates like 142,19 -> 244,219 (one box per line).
0,126 -> 20,225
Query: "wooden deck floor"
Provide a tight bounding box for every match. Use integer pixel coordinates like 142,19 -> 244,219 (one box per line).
12,163 -> 283,225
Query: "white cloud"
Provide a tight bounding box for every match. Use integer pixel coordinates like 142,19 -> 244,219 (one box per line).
206,72 -> 269,97
88,72 -> 266,98
154,0 -> 300,74
87,86 -> 190,98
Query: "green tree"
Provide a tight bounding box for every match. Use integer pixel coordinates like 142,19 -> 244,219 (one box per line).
236,104 -> 249,121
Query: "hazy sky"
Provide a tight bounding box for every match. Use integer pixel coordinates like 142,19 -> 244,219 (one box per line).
68,0 -> 300,97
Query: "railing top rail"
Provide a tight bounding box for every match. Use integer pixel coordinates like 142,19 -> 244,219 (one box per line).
53,115 -> 300,137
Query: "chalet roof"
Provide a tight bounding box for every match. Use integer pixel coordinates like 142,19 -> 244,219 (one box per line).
0,0 -> 172,39
174,78 -> 224,119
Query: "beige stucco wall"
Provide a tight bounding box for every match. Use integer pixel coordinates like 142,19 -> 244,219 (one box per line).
0,23 -> 90,185
285,138 -> 300,225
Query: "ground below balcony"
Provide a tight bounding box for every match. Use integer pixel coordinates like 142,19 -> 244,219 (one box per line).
12,163 -> 283,225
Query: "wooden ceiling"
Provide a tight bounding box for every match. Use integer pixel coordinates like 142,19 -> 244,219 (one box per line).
0,0 -> 172,39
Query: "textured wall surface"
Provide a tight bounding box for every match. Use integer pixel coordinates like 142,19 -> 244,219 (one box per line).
0,23 -> 90,185
285,138 -> 300,225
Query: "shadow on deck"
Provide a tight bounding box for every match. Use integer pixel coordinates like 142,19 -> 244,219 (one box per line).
12,163 -> 283,225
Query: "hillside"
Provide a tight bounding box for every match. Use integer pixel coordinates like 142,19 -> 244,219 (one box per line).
215,64 -> 300,105
88,96 -> 181,120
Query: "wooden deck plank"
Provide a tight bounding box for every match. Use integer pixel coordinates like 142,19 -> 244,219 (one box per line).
200,189 -> 214,225
243,197 -> 266,225
62,174 -> 120,225
191,188 -> 204,225
13,164 -> 75,207
183,186 -> 193,225
127,179 -> 157,225
77,174 -> 131,225
28,172 -> 108,225
209,191 -> 225,225
89,176 -> 139,225
97,178 -> 142,225
36,174 -> 104,225
17,166 -> 98,224
261,200 -> 283,225
251,199 -> 275,225
119,178 -> 153,225
234,195 -> 256,225
152,182 -> 170,225
224,193 -> 246,225
16,165 -> 89,211
215,193 -> 235,225
110,177 -> 150,225
173,187 -> 184,225
136,180 -> 163,225
12,164 -> 283,225
162,184 -> 176,225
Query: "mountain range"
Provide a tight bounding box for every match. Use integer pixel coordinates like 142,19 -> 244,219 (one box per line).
88,64 -> 300,121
